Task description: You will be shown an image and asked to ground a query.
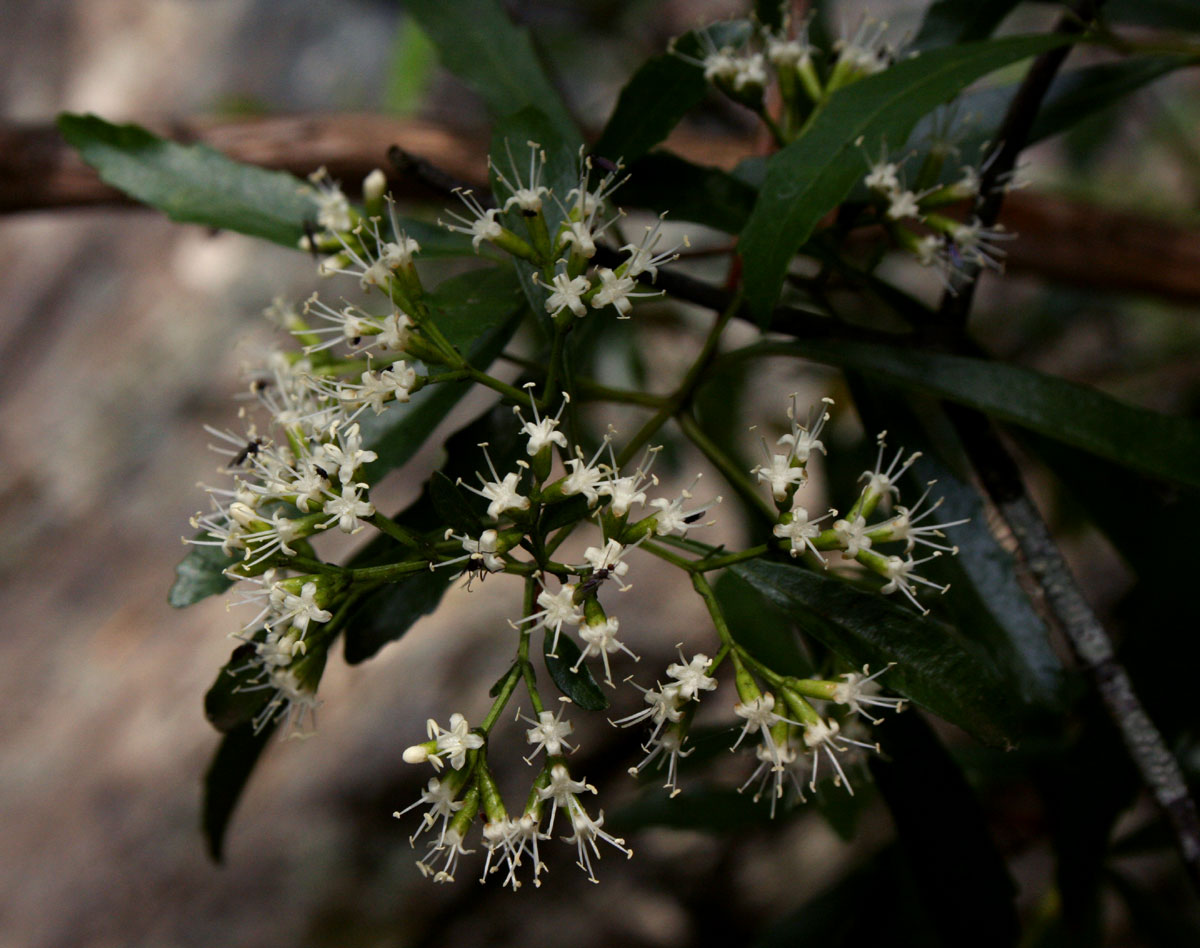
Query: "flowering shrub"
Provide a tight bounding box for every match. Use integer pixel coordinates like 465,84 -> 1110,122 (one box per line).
58,0 -> 1200,938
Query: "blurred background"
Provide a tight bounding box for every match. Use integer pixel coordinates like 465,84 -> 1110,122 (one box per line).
2,1 -> 1199,945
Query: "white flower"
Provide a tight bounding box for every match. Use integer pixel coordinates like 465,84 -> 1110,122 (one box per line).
732,693 -> 800,769
832,664 -> 907,723
774,505 -> 834,561
394,777 -> 464,848
666,652 -> 717,702
268,581 -> 331,636
739,739 -> 805,818
424,712 -> 485,771
832,514 -> 871,558
439,528 -> 505,574
480,815 -> 545,889
440,188 -> 504,251
460,444 -> 531,520
648,475 -> 720,536
513,386 -> 569,456
537,762 -> 595,836
619,214 -> 685,281
416,827 -> 473,883
732,52 -> 767,91
860,434 -> 921,502
575,616 -> 638,686
886,189 -> 924,221
563,803 -> 632,883
802,716 -> 880,796
871,481 -> 967,554
543,270 -> 591,318
777,394 -> 833,463
754,448 -> 807,502
307,167 -> 352,233
517,583 -> 583,655
582,538 -> 634,591
610,680 -> 683,746
629,728 -> 691,798
321,483 -> 374,534
561,440 -> 610,504
320,423 -> 378,485
865,159 -> 902,194
878,552 -> 948,613
493,139 -> 549,213
597,448 -> 659,517
589,267 -> 657,317
252,667 -> 321,738
522,702 -> 576,760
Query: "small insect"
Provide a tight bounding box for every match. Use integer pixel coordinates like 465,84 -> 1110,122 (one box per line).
302,220 -> 321,260
577,567 -> 611,597
231,437 -> 266,467
588,154 -> 620,175
684,511 -> 705,525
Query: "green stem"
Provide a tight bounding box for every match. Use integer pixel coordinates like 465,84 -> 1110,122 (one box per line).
520,578 -> 546,714
676,411 -> 777,523
480,663 -> 522,734
693,544 -> 772,572
690,571 -> 735,650
575,378 -> 668,408
616,292 -> 740,468
347,559 -> 433,582
368,513 -> 421,547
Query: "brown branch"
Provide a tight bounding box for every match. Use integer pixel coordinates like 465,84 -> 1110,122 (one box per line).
7,114 -> 1200,303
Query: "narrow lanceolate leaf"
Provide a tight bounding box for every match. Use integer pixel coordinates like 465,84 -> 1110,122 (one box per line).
850,379 -> 1064,710
202,721 -> 275,862
204,643 -> 271,733
730,559 -> 1021,746
793,340 -> 1200,489
169,541 -> 236,608
58,113 -> 318,247
544,631 -> 608,711
342,571 -> 454,665
912,0 -> 1022,51
405,0 -> 579,146
615,152 -> 757,234
739,34 -> 1068,322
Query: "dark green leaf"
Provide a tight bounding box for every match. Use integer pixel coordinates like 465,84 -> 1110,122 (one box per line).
405,0 -> 579,146
913,0 -> 1021,51
1029,55 -> 1197,143
730,559 -> 1020,745
204,643 -> 271,733
169,541 -> 235,608
430,471 -> 484,536
540,494 -> 592,535
1106,0 -> 1200,31
870,712 -> 1020,948
202,721 -> 275,862
755,0 -> 784,32
593,53 -> 707,166
358,267 -> 525,480
58,113 -> 317,247
789,339 -> 1200,488
343,569 -> 454,664
543,630 -> 608,711
849,379 -> 1065,710
617,151 -> 758,233
739,34 -> 1068,322
714,569 -> 812,677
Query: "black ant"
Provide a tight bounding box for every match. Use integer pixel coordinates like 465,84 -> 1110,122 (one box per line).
577,567 -> 610,597
232,437 -> 266,467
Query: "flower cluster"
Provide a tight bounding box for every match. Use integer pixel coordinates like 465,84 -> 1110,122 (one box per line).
756,395 -> 966,612
861,145 -> 1015,287
441,142 -> 687,320
671,13 -> 902,125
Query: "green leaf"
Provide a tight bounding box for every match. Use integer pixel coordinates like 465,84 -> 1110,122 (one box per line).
593,49 -> 708,165
202,721 -> 275,862
543,630 -> 608,711
913,0 -> 1022,51
1106,0 -> 1200,31
358,266 -> 525,480
730,559 -> 1020,745
788,339 -> 1200,489
405,0 -> 579,146
204,643 -> 271,732
58,113 -> 317,247
869,712 -> 1020,948
714,569 -> 812,677
849,379 -> 1065,710
169,540 -> 235,608
430,471 -> 484,536
616,151 -> 758,234
385,18 -> 437,116
343,570 -> 454,665
739,34 -> 1068,322
1029,55 -> 1197,143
